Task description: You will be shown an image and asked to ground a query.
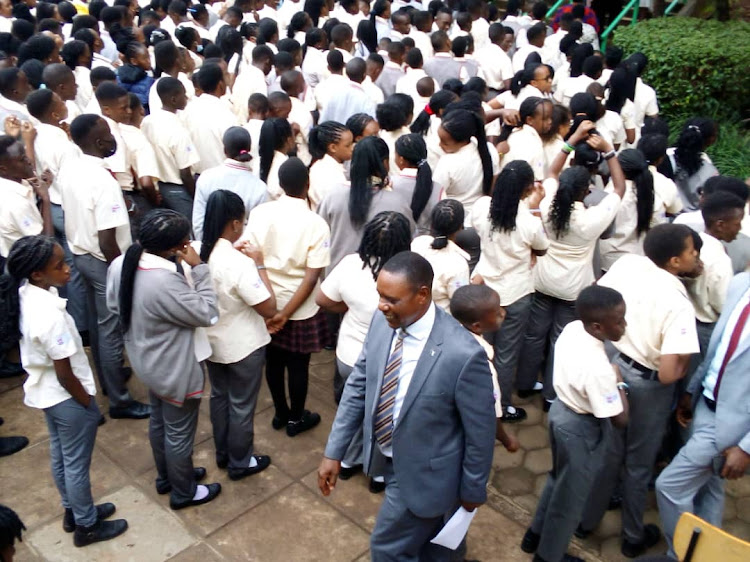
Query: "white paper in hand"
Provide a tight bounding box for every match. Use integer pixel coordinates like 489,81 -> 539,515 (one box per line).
429,507 -> 477,550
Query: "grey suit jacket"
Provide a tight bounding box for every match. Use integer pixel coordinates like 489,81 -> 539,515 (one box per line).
688,272 -> 750,453
324,306 -> 497,518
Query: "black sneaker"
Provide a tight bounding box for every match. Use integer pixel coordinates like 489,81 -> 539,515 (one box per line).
228,455 -> 271,481
73,518 -> 128,547
521,528 -> 540,553
338,464 -> 363,480
621,524 -> 661,558
170,483 -> 222,510
368,478 -> 385,494
286,410 -> 321,437
502,407 -> 527,423
608,493 -> 623,510
156,467 -> 207,495
0,436 -> 29,457
63,503 -> 116,533
272,415 -> 288,430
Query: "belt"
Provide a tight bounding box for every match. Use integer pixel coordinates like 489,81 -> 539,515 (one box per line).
703,395 -> 717,412
618,353 -> 659,381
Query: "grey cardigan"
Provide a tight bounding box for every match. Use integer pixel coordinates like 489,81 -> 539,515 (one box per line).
106,257 -> 219,405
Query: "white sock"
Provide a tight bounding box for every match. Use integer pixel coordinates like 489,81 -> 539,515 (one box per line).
373,476 -> 385,483
248,456 -> 258,468
341,461 -> 353,469
192,485 -> 209,501
532,381 -> 543,390
506,406 -> 517,415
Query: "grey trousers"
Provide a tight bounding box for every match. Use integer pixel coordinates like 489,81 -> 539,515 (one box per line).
485,294 -> 533,409
531,400 -> 610,562
656,398 -> 725,558
73,253 -> 133,408
44,397 -> 101,528
51,203 -> 88,331
149,392 -> 201,503
516,292 -> 577,401
207,347 -> 265,469
686,321 -> 715,391
159,182 -> 193,223
581,356 -> 674,543
334,359 -> 364,468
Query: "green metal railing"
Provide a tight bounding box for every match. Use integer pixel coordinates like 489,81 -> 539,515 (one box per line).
545,0 -> 570,20
600,0 -> 640,51
664,0 -> 682,15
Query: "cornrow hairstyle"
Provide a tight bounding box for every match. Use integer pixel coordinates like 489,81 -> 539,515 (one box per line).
121,40 -> 147,64
200,190 -> 245,263
548,166 -> 591,239
0,504 -> 26,554
349,136 -> 389,227
395,133 -> 433,223
0,236 -> 58,352
376,101 -> 408,132
619,148 -> 655,236
674,117 -> 717,177
60,40 -> 89,70
357,211 -> 412,281
308,121 -> 347,165
410,89 -> 457,136
489,160 -> 535,233
258,117 -> 293,183
118,209 -> 191,331
430,199 -> 464,249
441,107 -> 494,195
346,112 -> 377,139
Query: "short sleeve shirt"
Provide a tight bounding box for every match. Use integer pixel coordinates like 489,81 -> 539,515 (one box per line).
0,179 -> 43,257
141,109 -> 200,184
411,235 -> 470,313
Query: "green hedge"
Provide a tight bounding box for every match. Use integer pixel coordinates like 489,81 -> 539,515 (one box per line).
613,17 -> 750,119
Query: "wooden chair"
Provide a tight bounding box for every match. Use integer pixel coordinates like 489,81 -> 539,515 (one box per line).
673,512 -> 750,562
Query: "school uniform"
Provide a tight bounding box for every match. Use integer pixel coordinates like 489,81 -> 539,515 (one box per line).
504,84 -> 546,111
580,254 -> 700,544
408,29 -> 433,59
512,44 -> 543,74
313,73 -> 349,112
411,235 -> 470,313
376,61 -> 406,99
148,73 -> 195,114
396,68 -> 439,114
633,78 -> 659,131
379,127 -> 411,178
243,119 -> 264,174
389,169 -> 442,237
542,29 -> 568,70
118,122 -> 161,231
19,281 -> 101,529
501,124 -> 546,180
664,149 -> 719,212
318,80 -> 376,129
553,74 -> 594,107
263,151 -> 289,201
432,140 -> 488,226
301,46 -> 329,89
423,52 -> 465,88
289,96 -> 313,165
361,76 -> 386,106
0,178 -> 43,257
470,332 -> 504,419
183,94 -> 240,175
530,321 -> 623,562
595,109 -> 626,150
308,154 -> 348,211
230,65 -> 268,123
474,44 -> 514,91
73,66 -> 93,112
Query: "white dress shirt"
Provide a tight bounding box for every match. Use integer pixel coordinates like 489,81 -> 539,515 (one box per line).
0,178 -> 43,257
474,44 -> 514,90
182,94 -> 240,174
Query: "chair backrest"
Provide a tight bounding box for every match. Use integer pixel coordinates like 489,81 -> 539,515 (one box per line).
674,512 -> 750,562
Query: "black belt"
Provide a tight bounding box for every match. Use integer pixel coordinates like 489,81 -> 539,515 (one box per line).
703,395 -> 717,412
618,353 -> 659,381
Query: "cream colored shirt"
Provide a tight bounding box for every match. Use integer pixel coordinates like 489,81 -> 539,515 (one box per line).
432,140 -> 487,225
204,238 -> 272,364
599,254 -> 700,370
0,179 -> 43,257
308,154 -> 347,211
411,235 -> 470,313
685,232 -> 733,323
379,127 -> 410,178
474,44 -> 513,90
265,151 -> 288,200
553,320 -> 623,417
58,154 -> 132,261
33,123 -> 79,205
230,64 -> 268,123
149,73 -> 195,114
118,123 -> 160,190
141,109 -> 200,184
652,166 -> 683,215
554,74 -> 594,107
472,197 -> 550,306
501,124 -> 546,181
244,195 -> 331,320
182,94 -> 241,174
471,332 -> 503,418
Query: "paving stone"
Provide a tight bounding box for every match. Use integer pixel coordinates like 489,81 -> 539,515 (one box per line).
493,444 -> 526,471
94,415 -> 155,477
300,469 -> 382,532
8,538 -> 44,562
0,384 -> 50,448
492,467 -> 535,496
534,473 -> 548,497
591,509 -> 622,540
464,503 -> 529,561
517,401 -> 545,426
726,476 -> 750,498
736,497 -> 750,523
723,496 -> 737,521
167,542 -> 226,561
524,448 -> 553,475
722,518 -> 750,542
517,424 -> 549,450
513,494 -> 540,515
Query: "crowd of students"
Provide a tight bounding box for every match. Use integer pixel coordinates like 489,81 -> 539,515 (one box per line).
0,0 -> 748,560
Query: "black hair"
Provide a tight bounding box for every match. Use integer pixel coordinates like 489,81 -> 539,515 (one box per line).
95,81 -> 128,104
637,134 -> 668,166
73,29 -> 97,56
619,149 -> 655,236
17,34 -> 57,66
349,136 -> 389,227
259,18 -> 280,45
71,14 -> 99,35
674,117 -> 718,177
567,92 -> 598,139
506,0 -> 521,16
200,190 -> 246,262
569,43 -> 594,78
26,88 -> 56,120
572,140 -> 601,171
308,120 -> 348,164
197,62 -> 224,93
330,22 -> 353,47
248,93 -> 269,115
288,11 -> 310,39
154,39 -> 180,77
381,251 -> 434,292
625,52 -> 648,76
510,62 -> 543,96
430,30 -> 450,52
450,284 -> 499,325
156,76 -> 184,102
274,51 -> 294,74
548,166 -> 591,238
442,78 -> 464,96
701,191 -> 746,228
605,65 -> 636,113
582,55 -> 603,79
0,33 -> 21,58
252,44 -> 275,65
395,133 -> 434,223
128,92 -> 142,112
642,115 -> 669,138
39,19 -> 62,35
147,27 -> 172,48
357,211 -> 413,281
643,223 -> 694,268
258,118 -> 293,183
278,38 -> 302,58
69,113 -> 103,147
571,3 -> 585,18
304,27 -> 326,53
702,176 -> 750,201
278,157 -> 309,196
20,60 -> 44,91
490,160 -> 535,233
541,103 -> 571,143
559,32 -> 578,55
280,69 -> 302,94
430,199 -> 464,249
325,48 -> 345,73
410,88 -> 457,136
174,25 -> 199,50
223,126 -> 252,163
346,112 -> 376,138
0,236 -> 58,353
440,108 -> 493,195
304,0 -> 327,27
576,285 -> 624,325
526,22 -> 546,44
405,46 -> 423,69
35,2 -> 58,21
604,45 -> 623,69
0,68 -> 21,98
376,101 -> 408,132
217,27 -> 243,69
119,210 -> 191,331
91,66 -> 117,87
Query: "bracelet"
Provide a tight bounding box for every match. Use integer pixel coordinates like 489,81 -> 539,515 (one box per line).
616,382 -> 629,395
561,142 -> 574,154
256,265 -> 266,271
603,150 -> 616,161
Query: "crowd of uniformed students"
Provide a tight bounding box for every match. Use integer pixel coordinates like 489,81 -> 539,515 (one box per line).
0,0 -> 748,559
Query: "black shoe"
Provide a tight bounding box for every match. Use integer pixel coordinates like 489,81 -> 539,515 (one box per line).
79,330 -> 90,348
286,410 -> 321,437
98,414 -> 106,426
608,493 -> 623,510
228,455 -> 271,481
533,555 -> 583,562
73,518 -> 128,547
574,524 -> 592,539
271,415 -> 288,430
216,455 -> 228,469
517,387 -> 542,399
338,464 -> 363,480
521,528 -> 540,553
0,435 -> 29,457
109,401 -> 151,420
63,503 -> 116,533
170,483 -> 222,510
0,416 -> 3,426
621,524 -> 661,558
156,467 -> 207,495
368,478 -> 385,494
0,358 -> 24,378
543,400 -> 553,413
502,407 -> 527,423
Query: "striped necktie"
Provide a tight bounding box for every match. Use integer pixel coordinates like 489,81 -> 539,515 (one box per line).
374,329 -> 407,448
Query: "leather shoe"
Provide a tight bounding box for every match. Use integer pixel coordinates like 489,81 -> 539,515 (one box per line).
64,503 -> 116,533
0,416 -> 4,426
271,415 -> 288,430
338,464 -> 363,480
0,435 -> 29,457
368,478 -> 385,494
621,524 -> 661,558
521,528 -> 540,553
286,410 -> 321,437
74,518 -> 128,547
156,467 -> 207,495
533,555 -> 583,562
228,455 -> 271,481
216,455 -> 228,469
170,483 -> 222,510
517,387 -> 542,399
109,401 -> 151,420
502,407 -> 527,423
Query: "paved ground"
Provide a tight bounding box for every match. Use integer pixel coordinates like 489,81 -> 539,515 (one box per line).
1,350 -> 748,561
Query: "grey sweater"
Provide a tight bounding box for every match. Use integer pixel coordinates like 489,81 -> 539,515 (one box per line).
106,258 -> 219,405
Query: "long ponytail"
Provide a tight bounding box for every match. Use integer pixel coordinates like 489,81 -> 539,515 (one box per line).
619,149 -> 654,236
259,118 -> 293,183
308,120 -> 347,165
430,199 -> 464,249
441,107 -> 493,195
349,136 -> 389,227
395,133 -> 433,222
410,90 -> 456,136
548,167 -> 590,239
489,160 -> 534,233
200,190 -> 246,263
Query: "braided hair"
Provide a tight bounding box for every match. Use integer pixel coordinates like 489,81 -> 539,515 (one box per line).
0,236 -> 57,352
619,149 -> 655,236
674,117 -> 717,177
346,112 -> 378,140
118,210 -> 191,331
430,199 -> 464,249
410,89 -> 457,136
308,121 -> 347,165
0,503 -> 26,557
441,107 -> 493,195
60,39 -> 89,70
548,167 -> 591,239
357,211 -> 412,281
258,117 -> 293,183
349,136 -> 389,227
200,190 -> 245,263
395,133 -> 433,223
489,160 -> 534,233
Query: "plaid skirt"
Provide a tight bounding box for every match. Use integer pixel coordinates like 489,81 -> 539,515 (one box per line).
270,311 -> 330,355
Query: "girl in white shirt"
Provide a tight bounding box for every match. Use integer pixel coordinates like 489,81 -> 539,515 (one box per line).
258,117 -> 295,199
60,39 -> 93,112
605,66 -> 637,147
307,120 -> 354,210
540,103 -> 570,177
392,133 -> 440,236
499,96 -> 553,181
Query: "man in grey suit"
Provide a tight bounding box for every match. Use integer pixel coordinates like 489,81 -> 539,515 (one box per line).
656,271 -> 750,558
318,252 -> 496,561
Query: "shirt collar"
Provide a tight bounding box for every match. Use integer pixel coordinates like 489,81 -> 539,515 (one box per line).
0,177 -> 32,196
138,252 -> 178,272
399,168 -> 418,178
385,61 -> 402,70
19,280 -> 66,310
402,302 -> 436,342
279,193 -> 309,207
224,158 -> 253,170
